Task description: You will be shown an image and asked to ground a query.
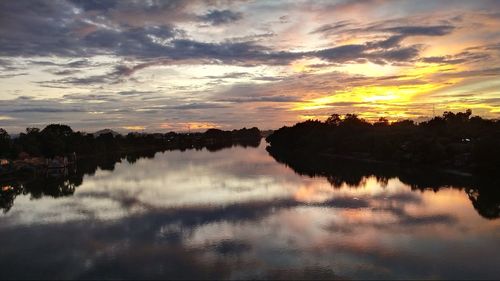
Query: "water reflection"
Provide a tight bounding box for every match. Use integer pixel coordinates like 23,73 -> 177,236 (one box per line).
0,142 -> 499,279
267,146 -> 500,220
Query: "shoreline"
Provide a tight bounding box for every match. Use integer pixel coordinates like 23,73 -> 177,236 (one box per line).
266,145 -> 484,180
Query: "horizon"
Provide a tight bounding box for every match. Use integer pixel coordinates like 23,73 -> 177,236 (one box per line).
1,1 -> 500,133
3,108 -> 495,135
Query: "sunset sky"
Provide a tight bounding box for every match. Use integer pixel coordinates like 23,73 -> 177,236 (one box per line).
1,0 -> 499,133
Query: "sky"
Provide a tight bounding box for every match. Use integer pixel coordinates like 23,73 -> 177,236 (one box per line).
0,0 -> 499,133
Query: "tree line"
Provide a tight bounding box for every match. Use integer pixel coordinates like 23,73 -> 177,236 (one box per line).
266,110 -> 500,173
0,125 -> 261,159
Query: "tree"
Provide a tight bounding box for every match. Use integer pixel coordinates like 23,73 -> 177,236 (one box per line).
0,128 -> 11,158
325,114 -> 341,126
39,124 -> 74,157
41,124 -> 73,137
374,117 -> 389,127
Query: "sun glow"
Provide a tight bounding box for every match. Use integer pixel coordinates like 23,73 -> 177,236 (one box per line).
293,83 -> 441,111
160,122 -> 221,131
290,60 -> 462,121
122,126 -> 146,131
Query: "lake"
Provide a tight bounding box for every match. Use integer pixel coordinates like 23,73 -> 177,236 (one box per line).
0,141 -> 499,279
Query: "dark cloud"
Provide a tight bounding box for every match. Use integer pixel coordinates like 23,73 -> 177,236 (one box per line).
383,25 -> 455,36
203,72 -> 283,82
368,35 -> 406,49
7,107 -> 85,113
62,93 -> 118,102
49,69 -> 82,76
169,103 -> 229,110
82,25 -> 180,58
421,51 -> 490,65
199,9 -> 243,25
313,43 -> 421,64
204,72 -> 251,79
0,58 -> 24,72
29,59 -> 97,68
70,0 -> 119,12
310,20 -> 353,34
117,90 -> 155,96
0,1 -> 84,57
217,95 -> 299,103
39,75 -> 114,86
314,44 -> 366,61
372,46 -> 421,62
0,72 -> 28,79
432,67 -> 500,79
0,1 -> 450,70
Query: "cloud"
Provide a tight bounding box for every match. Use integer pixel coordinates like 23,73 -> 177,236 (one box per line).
7,107 -> 85,113
217,95 -> 299,103
38,75 -> 114,87
1,0 -> 500,131
313,43 -> 421,64
199,9 -> 243,25
0,1 -> 84,57
49,69 -> 82,76
0,1 -> 452,68
0,72 -> 28,79
383,25 -> 455,36
421,51 -> 490,65
69,0 -> 119,12
169,103 -> 229,110
310,20 -> 353,34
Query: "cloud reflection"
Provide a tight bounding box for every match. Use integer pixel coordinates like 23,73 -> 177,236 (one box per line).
1,144 -> 499,279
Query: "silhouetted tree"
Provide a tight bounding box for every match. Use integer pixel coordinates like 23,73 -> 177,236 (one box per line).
266,109 -> 500,172
0,128 -> 11,158
325,114 -> 341,126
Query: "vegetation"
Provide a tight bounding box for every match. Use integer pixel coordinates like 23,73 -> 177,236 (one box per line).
0,125 -> 261,160
266,145 -> 500,219
0,125 -> 262,212
266,110 -> 500,173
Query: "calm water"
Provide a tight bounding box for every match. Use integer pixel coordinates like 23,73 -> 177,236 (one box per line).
1,142 -> 499,279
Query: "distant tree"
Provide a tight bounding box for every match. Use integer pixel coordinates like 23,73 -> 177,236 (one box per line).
340,114 -> 370,129
0,128 -> 11,158
41,124 -> 73,137
39,124 -> 74,157
325,114 -> 341,126
266,109 -> 499,172
26,127 -> 40,135
392,120 -> 415,127
374,117 -> 389,127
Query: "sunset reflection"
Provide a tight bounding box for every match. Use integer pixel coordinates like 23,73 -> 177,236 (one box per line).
0,142 -> 499,279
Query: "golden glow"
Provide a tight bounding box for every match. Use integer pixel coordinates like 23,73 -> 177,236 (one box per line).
289,61 -> 472,121
291,60 -> 308,73
160,122 -> 221,131
298,114 -> 330,120
293,84 -> 440,111
339,62 -> 399,77
122,126 -> 146,131
0,115 -> 14,121
406,62 -> 462,78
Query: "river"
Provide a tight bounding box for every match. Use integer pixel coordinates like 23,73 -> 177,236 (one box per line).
0,141 -> 499,279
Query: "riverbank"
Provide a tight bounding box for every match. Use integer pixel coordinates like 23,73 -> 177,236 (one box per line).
265,111 -> 500,175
